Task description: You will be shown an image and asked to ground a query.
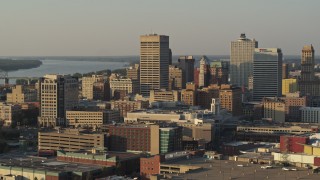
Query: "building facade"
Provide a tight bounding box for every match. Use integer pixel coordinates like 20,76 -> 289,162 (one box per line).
230,33 -> 258,88
38,74 -> 79,127
66,110 -> 120,127
263,97 -> 286,123
149,89 -> 180,103
282,79 -> 298,95
253,48 -> 282,101
169,65 -> 184,90
140,34 -> 170,96
178,56 -> 195,86
219,84 -> 242,116
6,85 -> 37,103
198,56 -> 210,87
82,75 -> 104,100
110,78 -> 139,97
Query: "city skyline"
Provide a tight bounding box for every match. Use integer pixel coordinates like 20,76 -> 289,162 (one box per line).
0,0 -> 320,56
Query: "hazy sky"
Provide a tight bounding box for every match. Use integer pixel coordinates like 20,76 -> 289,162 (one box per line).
1,0 -> 319,56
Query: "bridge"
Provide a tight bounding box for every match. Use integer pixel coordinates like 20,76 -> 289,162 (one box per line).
0,69 -> 39,85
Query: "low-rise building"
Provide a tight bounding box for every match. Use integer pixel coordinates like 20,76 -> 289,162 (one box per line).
6,85 -> 37,103
111,100 -> 148,118
263,97 -> 286,123
149,89 -> 180,104
301,107 -> 320,123
66,110 -> 120,127
38,128 -> 107,152
0,102 -> 21,126
110,78 -> 139,97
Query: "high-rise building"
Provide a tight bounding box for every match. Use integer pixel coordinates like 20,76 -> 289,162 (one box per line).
199,56 -> 210,87
140,34 -> 170,97
299,45 -> 320,96
282,79 -> 298,95
38,74 -> 79,127
230,33 -> 258,88
252,48 -> 282,102
178,56 -> 195,85
169,65 -> 183,90
82,75 -> 105,100
282,63 -> 289,79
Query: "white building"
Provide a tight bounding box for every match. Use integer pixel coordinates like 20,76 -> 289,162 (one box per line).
301,107 -> 320,123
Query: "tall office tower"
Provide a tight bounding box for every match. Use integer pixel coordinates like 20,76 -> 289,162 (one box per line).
199,56 -> 210,87
209,61 -> 229,85
252,48 -> 282,102
230,33 -> 258,88
82,75 -> 104,100
169,65 -> 183,90
299,45 -> 320,97
178,56 -> 195,86
38,74 -> 79,127
140,34 -> 170,97
282,63 -> 289,79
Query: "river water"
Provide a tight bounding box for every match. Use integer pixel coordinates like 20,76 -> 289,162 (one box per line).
1,57 -> 138,84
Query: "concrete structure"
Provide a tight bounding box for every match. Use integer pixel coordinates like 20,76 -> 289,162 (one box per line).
149,89 -> 180,103
0,102 -> 21,126
111,100 -> 148,118
126,64 -> 140,81
110,78 -> 139,97
38,74 -> 79,127
237,125 -> 315,135
181,82 -> 197,106
92,81 -> 110,101
82,75 -> 104,100
281,95 -> 306,122
301,107 -> 320,123
178,122 -> 214,144
263,97 -> 286,123
169,65 -> 183,90
66,110 -> 120,127
178,56 -> 195,85
282,78 -> 298,95
107,124 -> 160,155
230,33 -> 258,88
140,34 -> 170,96
6,85 -> 37,103
38,128 -> 107,152
219,84 -> 242,116
198,56 -> 210,87
253,48 -> 282,101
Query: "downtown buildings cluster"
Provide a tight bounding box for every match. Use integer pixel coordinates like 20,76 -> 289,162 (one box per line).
1,33 -> 320,179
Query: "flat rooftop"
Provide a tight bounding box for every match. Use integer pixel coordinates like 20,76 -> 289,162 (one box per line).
0,152 -> 103,173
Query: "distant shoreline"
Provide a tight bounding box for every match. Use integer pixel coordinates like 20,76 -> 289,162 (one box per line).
0,59 -> 42,72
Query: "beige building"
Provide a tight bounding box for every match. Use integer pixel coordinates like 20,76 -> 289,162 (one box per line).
6,85 -> 37,103
178,122 -> 214,143
0,102 -> 21,126
263,97 -> 286,123
181,89 -> 196,106
230,33 -> 258,87
66,110 -> 120,127
281,94 -> 306,121
127,64 -> 140,80
140,34 -> 170,96
169,65 -> 184,90
38,128 -> 107,152
38,74 -> 79,127
237,125 -> 314,134
149,89 -> 180,104
111,100 -> 148,118
282,78 -> 298,95
219,84 -> 242,116
110,78 -> 139,97
82,75 -> 104,100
